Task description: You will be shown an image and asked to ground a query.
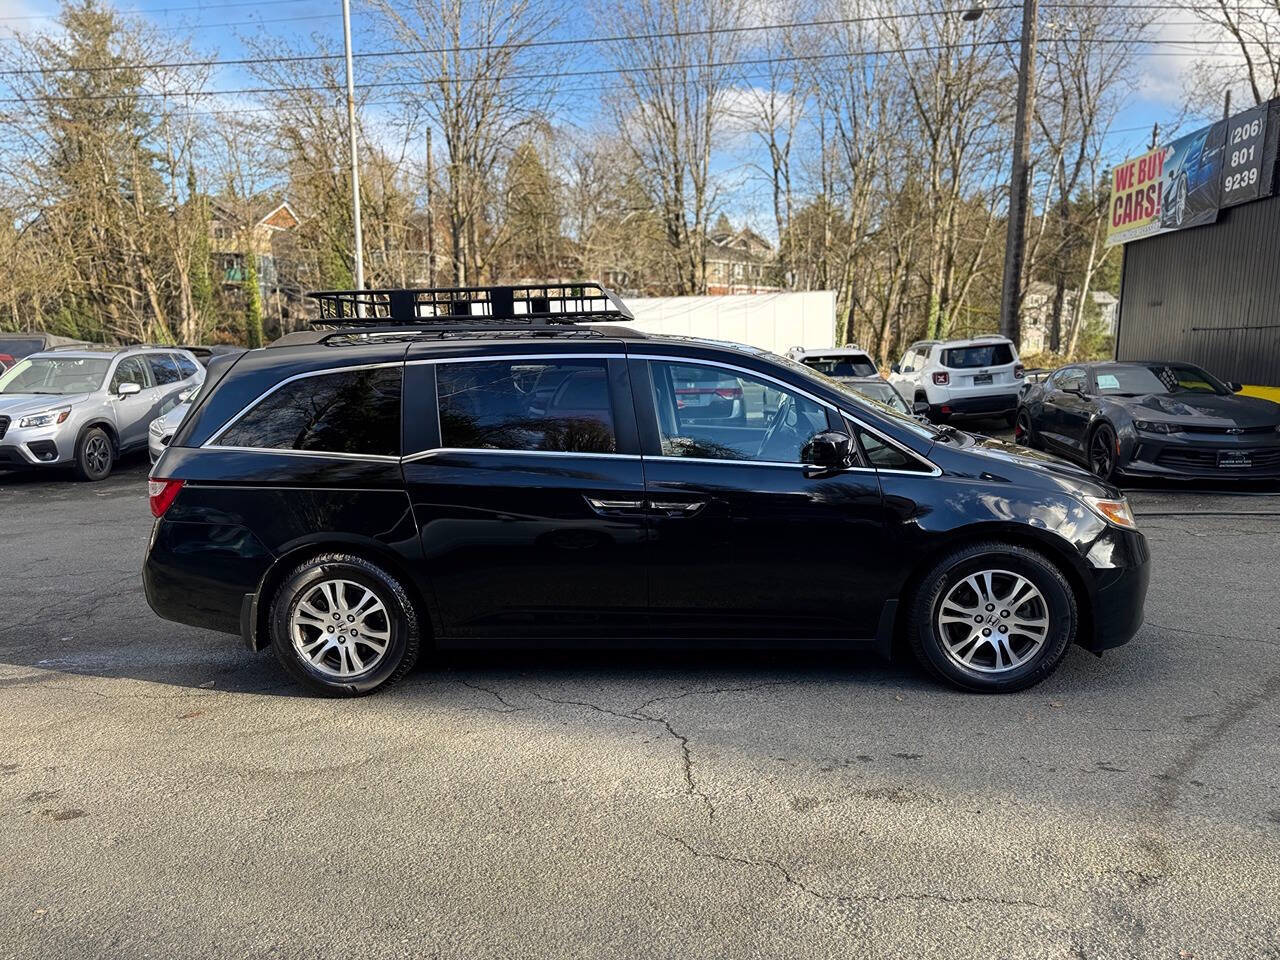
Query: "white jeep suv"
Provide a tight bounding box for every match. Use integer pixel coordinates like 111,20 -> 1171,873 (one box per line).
889,335 -> 1024,423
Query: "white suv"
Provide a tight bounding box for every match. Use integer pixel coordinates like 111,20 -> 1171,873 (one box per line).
889,336 -> 1024,423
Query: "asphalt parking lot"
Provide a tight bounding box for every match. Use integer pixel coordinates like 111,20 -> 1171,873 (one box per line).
2,444 -> 1279,960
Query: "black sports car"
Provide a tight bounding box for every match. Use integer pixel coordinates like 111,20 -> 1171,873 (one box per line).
1015,361 -> 1280,481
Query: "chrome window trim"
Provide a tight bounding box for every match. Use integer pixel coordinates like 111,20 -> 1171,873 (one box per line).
198,444 -> 402,463
203,360 -> 403,449
403,447 -> 639,464
644,454 -> 877,472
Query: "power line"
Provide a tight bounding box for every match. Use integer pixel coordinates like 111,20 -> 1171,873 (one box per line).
0,6 -> 1020,76
0,11 -> 1256,80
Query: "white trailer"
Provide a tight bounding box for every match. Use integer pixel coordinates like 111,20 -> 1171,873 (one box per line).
609,291 -> 838,356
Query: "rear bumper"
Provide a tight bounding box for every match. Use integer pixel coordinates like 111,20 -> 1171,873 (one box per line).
929,394 -> 1019,419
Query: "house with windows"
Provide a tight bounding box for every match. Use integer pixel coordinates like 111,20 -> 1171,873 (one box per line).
208,196 -> 301,291
705,226 -> 781,296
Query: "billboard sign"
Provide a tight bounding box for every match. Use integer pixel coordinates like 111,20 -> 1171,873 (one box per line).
1107,147 -> 1165,245
1221,104 -> 1269,206
1159,120 -> 1225,231
1108,98 -> 1280,246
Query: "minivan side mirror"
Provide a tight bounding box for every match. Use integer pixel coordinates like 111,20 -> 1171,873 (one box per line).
890,363 -> 901,374
804,431 -> 853,473
117,381 -> 142,398
1228,381 -> 1243,393
912,400 -> 930,416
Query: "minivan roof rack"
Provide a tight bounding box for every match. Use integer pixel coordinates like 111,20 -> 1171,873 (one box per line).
308,282 -> 633,327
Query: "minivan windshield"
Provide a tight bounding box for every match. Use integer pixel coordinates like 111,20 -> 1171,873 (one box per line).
0,356 -> 110,395
1093,363 -> 1227,397
801,354 -> 879,378
942,343 -> 1014,368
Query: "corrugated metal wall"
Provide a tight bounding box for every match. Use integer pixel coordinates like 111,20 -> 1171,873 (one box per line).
1117,191 -> 1280,386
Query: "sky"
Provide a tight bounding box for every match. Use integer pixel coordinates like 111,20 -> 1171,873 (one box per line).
0,0 -> 1260,233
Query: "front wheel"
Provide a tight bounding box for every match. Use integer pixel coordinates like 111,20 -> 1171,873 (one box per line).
908,542 -> 1077,693
74,427 -> 114,481
268,553 -> 421,696
1088,424 -> 1119,481
1014,408 -> 1037,447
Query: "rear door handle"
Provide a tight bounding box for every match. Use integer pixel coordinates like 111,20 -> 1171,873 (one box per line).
585,497 -> 648,515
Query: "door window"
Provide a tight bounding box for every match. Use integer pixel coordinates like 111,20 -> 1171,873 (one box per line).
174,354 -> 200,379
110,356 -> 151,392
648,360 -> 830,463
215,366 -> 402,455
148,353 -> 182,385
1051,367 -> 1087,392
435,358 -> 617,454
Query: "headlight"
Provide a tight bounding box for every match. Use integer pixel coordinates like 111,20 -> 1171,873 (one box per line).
1133,419 -> 1176,434
18,406 -> 71,429
1082,495 -> 1138,530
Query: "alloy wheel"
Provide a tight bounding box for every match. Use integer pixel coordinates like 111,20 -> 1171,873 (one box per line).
290,578 -> 392,678
1089,428 -> 1115,479
935,569 -> 1050,673
1175,176 -> 1187,226
1015,410 -> 1033,445
84,435 -> 111,477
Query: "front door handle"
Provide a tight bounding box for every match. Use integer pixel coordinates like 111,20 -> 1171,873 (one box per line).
649,500 -> 706,517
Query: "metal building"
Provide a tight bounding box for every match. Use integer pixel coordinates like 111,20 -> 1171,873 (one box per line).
1117,190 -> 1280,388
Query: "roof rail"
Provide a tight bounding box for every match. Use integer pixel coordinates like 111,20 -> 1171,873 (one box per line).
308,282 -> 633,328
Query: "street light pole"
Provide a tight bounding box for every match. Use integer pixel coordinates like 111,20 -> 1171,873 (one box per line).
341,0 -> 365,295
997,0 -> 1037,348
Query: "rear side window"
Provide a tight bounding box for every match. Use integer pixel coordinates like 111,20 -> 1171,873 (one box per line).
436,359 -> 616,454
941,343 -> 1014,368
148,353 -> 182,385
216,366 -> 402,456
175,354 -> 199,379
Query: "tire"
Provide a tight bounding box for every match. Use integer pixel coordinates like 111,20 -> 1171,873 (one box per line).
74,427 -> 114,481
915,392 -> 938,422
1014,407 -> 1037,447
1087,423 -> 1118,482
907,541 -> 1077,693
1003,411 -> 1018,428
268,553 -> 421,697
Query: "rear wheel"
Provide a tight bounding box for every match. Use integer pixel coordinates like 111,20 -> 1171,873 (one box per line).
268,553 -> 421,696
1014,408 -> 1037,447
73,427 -> 114,481
907,542 -> 1076,693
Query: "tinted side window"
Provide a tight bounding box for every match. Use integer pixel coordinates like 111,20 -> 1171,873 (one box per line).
857,429 -> 930,472
148,353 -> 181,385
217,366 -> 402,456
175,354 -> 199,379
649,360 -> 829,463
110,356 -> 150,392
1051,367 -> 1087,391
436,359 -> 616,454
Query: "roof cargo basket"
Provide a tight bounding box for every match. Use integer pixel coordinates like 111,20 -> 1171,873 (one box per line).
308,282 -> 633,327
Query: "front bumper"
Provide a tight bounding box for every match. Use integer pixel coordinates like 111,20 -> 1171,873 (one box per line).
0,424 -> 73,466
1121,433 -> 1280,479
1081,528 -> 1150,652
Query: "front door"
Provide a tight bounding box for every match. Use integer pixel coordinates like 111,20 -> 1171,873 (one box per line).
631,355 -> 891,639
402,347 -> 650,642
109,355 -> 155,449
1041,366 -> 1092,457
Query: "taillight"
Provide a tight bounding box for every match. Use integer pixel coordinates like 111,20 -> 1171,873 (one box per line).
714,387 -> 743,400
1014,364 -> 1025,379
932,371 -> 950,385
148,477 -> 185,518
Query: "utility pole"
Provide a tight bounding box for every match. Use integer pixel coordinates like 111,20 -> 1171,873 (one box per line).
341,0 -> 365,296
997,0 -> 1038,348
426,126 -> 436,288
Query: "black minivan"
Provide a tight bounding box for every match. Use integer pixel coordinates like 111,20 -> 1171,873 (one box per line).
144,283 -> 1149,696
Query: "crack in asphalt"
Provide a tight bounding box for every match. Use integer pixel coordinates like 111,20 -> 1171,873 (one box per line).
456,679 -> 521,713
531,691 -> 717,822
1145,620 -> 1280,648
663,835 -> 1062,915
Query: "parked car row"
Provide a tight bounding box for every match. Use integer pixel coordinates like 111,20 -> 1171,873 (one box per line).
0,343 -> 245,480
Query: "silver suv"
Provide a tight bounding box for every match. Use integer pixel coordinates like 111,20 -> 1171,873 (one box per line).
0,346 -> 203,480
